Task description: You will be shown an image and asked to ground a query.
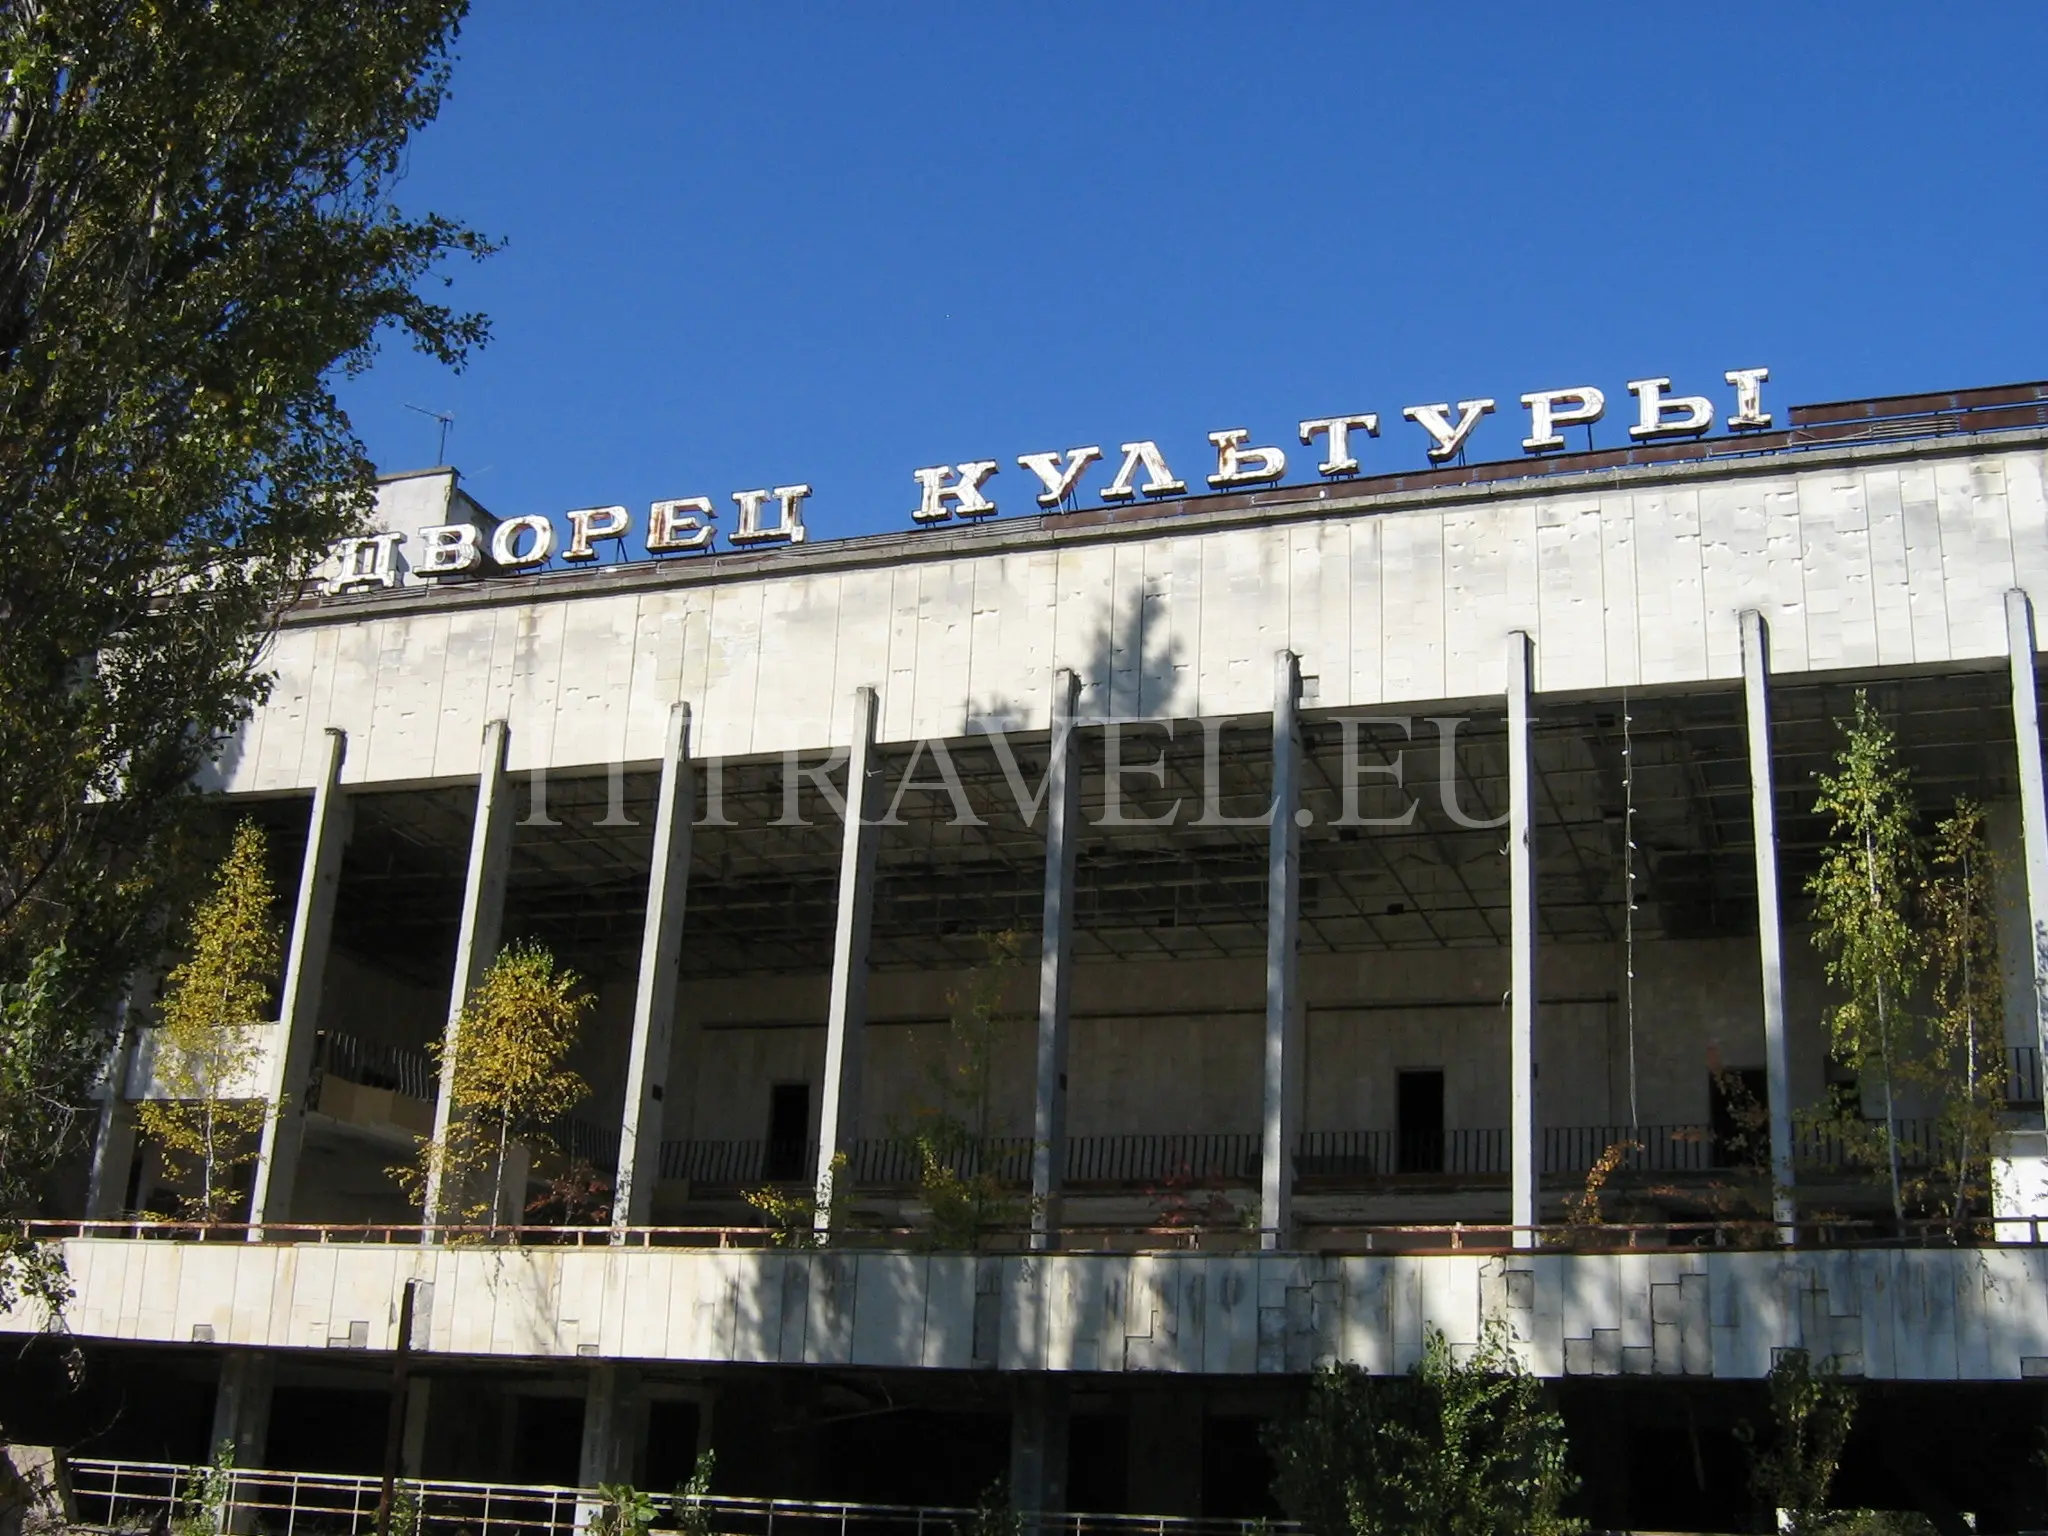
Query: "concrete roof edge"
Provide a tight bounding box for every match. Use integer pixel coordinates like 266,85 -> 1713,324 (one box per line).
287,425 -> 2048,631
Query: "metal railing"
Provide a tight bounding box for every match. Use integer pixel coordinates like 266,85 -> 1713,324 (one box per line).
63,1457 -> 1290,1536
2012,1045 -> 2042,1105
309,1030 -> 437,1107
25,1213 -> 2048,1257
657,1120 -> 1966,1190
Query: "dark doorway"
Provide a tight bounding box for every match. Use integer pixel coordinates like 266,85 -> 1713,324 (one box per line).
645,1399 -> 704,1492
512,1396 -> 584,1488
267,1387 -> 388,1473
1709,1067 -> 1769,1169
766,1083 -> 810,1181
1397,1070 -> 1445,1174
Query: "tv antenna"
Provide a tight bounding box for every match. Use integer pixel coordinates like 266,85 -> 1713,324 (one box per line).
404,404 -> 456,465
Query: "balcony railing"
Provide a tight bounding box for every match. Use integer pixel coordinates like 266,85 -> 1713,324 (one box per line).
62,1457 -> 1287,1536
2012,1045 -> 2041,1105
308,1029 -> 437,1107
657,1118 -> 1978,1191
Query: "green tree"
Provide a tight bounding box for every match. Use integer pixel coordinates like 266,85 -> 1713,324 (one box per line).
397,941 -> 590,1236
134,820 -> 278,1221
1265,1321 -> 1583,1536
0,0 -> 489,1241
1808,692 -> 1920,1226
1916,799 -> 2004,1231
902,931 -> 1025,1249
1737,1348 -> 1858,1536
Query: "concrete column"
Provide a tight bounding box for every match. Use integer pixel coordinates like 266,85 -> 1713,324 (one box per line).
1260,652 -> 1304,1251
613,703 -> 696,1234
578,1364 -> 643,1488
210,1349 -> 274,1466
248,727 -> 350,1230
84,992 -> 140,1219
1506,632 -> 1538,1246
813,688 -> 883,1235
1741,612 -> 1799,1233
2008,590 -> 2048,1134
1009,1376 -> 1070,1529
1030,670 -> 1083,1250
424,719 -> 514,1232
1126,1385 -> 1203,1517
400,1378 -> 432,1478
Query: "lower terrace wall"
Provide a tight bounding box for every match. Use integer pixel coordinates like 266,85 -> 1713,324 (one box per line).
17,1237 -> 2048,1382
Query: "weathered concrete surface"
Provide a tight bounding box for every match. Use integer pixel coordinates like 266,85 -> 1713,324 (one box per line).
14,1238 -> 2048,1382
204,439 -> 2048,791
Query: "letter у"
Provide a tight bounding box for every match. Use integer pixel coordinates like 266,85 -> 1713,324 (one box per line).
1402,399 -> 1497,462
1017,447 -> 1103,508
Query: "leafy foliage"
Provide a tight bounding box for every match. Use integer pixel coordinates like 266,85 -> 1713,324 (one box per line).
0,946 -> 99,1298
134,820 -> 277,1221
1807,692 -> 1920,1225
1913,799 -> 2005,1229
1265,1320 -> 1583,1536
524,1157 -> 612,1227
669,1449 -> 717,1536
901,931 -> 1026,1249
744,1151 -> 845,1247
0,0 -> 488,1235
1737,1348 -> 1857,1536
590,1483 -> 659,1536
173,1440 -> 237,1536
396,941 -> 590,1234
1562,1139 -> 1640,1230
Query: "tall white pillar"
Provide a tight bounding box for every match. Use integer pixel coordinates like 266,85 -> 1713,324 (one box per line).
813,688 -> 882,1235
613,704 -> 695,1233
1260,652 -> 1304,1251
2007,589 -> 2048,1134
1507,632 -> 1538,1246
1009,1376 -> 1070,1531
1030,670 -> 1082,1250
1741,612 -> 1798,1233
211,1350 -> 274,1471
577,1364 -> 642,1490
84,989 -> 140,1219
423,719 -> 514,1232
248,727 -> 349,1230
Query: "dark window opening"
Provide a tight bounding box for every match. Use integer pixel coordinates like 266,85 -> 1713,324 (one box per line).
765,1082 -> 810,1181
1397,1069 -> 1445,1174
1709,1067 -> 1769,1169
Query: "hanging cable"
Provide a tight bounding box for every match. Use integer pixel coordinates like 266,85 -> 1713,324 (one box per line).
1623,682 -> 1640,1128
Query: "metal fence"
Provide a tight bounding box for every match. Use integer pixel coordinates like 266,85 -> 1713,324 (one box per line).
63,1457 -> 1289,1536
657,1120 -> 1963,1190
2012,1045 -> 2042,1105
309,1031 -> 437,1107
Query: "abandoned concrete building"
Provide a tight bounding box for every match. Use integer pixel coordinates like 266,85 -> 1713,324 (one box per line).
9,379 -> 2048,1529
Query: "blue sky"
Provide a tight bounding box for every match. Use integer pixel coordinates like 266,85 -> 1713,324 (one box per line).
338,4 -> 2048,554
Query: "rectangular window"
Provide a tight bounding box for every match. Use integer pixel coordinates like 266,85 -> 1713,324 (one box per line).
765,1082 -> 810,1182
1397,1069 -> 1446,1174
1709,1067 -> 1770,1169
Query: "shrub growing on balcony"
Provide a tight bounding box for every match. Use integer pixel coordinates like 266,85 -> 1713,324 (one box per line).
395,940 -> 591,1236
136,819 -> 277,1222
